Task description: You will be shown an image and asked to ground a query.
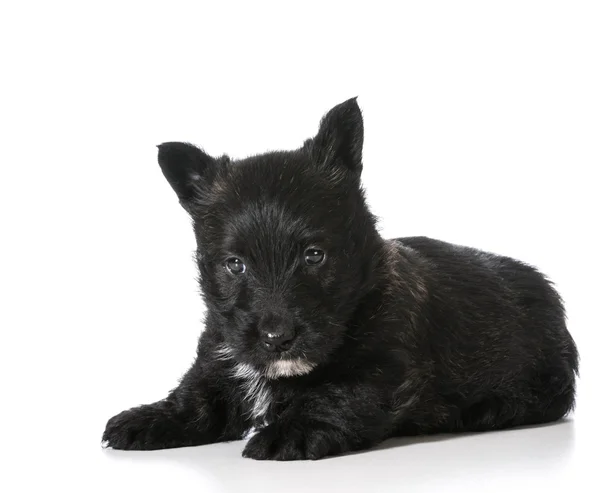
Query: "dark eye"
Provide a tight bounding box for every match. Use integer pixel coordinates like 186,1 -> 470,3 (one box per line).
304,248 -> 325,265
225,257 -> 246,275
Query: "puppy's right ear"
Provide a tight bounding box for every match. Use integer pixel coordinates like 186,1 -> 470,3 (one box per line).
309,97 -> 364,175
157,142 -> 217,209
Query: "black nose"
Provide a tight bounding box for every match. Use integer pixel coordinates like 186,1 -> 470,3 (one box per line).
258,313 -> 295,352
260,330 -> 295,351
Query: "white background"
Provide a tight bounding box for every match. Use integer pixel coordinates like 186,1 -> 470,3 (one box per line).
1,1 -> 599,492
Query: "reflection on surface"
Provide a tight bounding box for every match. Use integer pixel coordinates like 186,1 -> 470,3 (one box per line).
103,419 -> 576,492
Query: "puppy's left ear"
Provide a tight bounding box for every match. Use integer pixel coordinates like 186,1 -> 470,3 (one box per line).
157,142 -> 218,210
310,97 -> 364,175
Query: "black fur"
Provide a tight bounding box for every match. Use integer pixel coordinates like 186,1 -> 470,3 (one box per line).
102,98 -> 579,460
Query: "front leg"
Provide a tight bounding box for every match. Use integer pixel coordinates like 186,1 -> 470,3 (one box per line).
102,357 -> 242,450
242,384 -> 391,460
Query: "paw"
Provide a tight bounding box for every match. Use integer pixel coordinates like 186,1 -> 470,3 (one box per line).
102,404 -> 172,450
242,421 -> 339,461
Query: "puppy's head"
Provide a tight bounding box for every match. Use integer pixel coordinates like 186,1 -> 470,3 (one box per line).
157,98 -> 380,378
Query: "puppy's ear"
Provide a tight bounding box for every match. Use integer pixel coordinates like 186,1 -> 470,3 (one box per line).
310,97 -> 364,175
157,142 -> 218,209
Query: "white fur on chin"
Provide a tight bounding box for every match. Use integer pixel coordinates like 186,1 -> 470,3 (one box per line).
217,344 -> 316,424
266,358 -> 316,379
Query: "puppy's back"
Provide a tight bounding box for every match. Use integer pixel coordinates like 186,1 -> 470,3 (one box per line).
392,236 -> 578,428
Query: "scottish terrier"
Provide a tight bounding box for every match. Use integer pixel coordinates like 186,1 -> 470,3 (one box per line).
102,98 -> 579,460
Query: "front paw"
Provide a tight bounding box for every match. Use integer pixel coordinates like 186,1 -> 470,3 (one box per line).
102,404 -> 173,450
242,421 -> 340,461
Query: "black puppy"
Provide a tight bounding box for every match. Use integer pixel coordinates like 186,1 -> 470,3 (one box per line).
102,98 -> 579,460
